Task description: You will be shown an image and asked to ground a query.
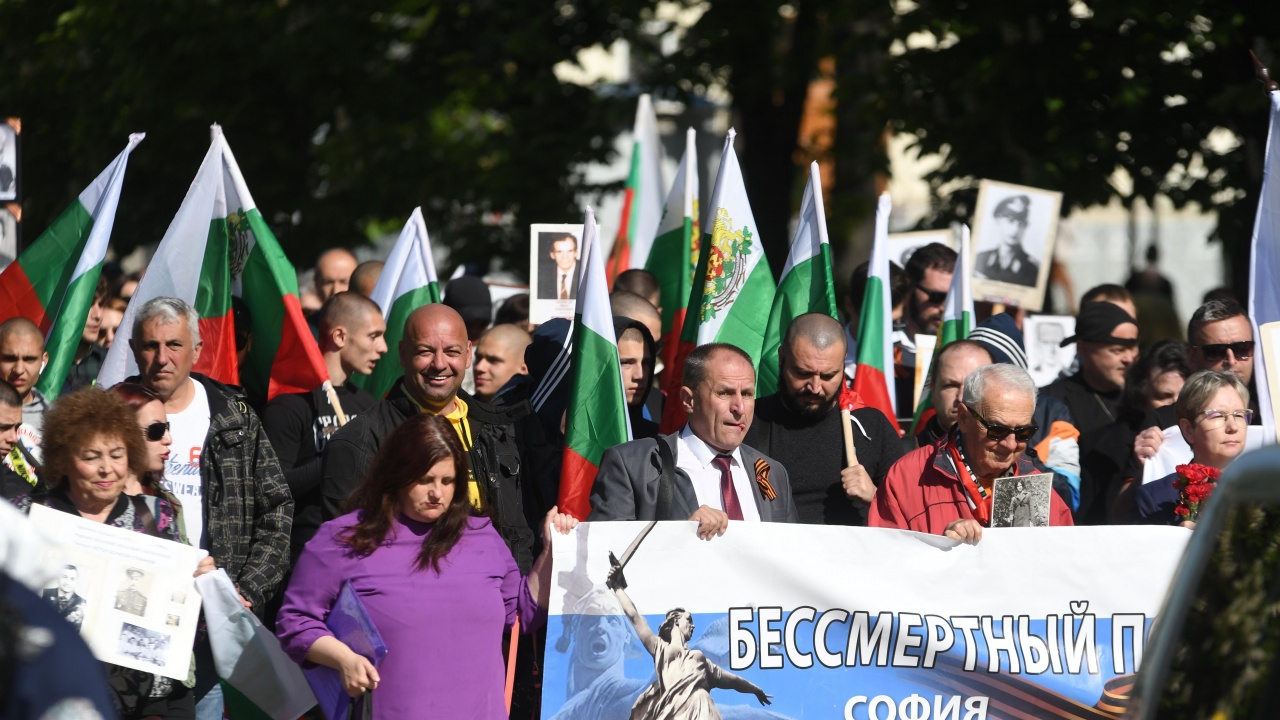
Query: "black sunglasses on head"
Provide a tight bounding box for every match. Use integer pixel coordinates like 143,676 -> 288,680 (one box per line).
1195,340 -> 1254,362
965,404 -> 1038,443
918,288 -> 949,305
143,421 -> 170,442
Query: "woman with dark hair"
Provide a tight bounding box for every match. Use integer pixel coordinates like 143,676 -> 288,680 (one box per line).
10,387 -> 208,718
109,382 -> 188,544
1079,339 -> 1191,524
276,414 -> 576,719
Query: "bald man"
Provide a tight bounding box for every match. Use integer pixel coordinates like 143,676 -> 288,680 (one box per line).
744,313 -> 904,525
911,340 -> 993,447
320,303 -> 545,572
313,248 -> 359,304
264,292 -> 387,556
472,324 -> 531,402
0,318 -> 49,461
614,269 -> 662,312
349,260 -> 384,299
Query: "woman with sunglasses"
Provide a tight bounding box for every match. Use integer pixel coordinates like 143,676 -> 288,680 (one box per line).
1131,371 -> 1250,526
870,364 -> 1074,543
109,383 -> 190,542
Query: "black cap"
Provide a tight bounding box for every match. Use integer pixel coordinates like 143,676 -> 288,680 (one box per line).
1062,302 -> 1138,347
443,275 -> 492,324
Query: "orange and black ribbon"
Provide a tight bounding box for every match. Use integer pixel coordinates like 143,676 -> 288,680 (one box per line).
754,458 -> 776,501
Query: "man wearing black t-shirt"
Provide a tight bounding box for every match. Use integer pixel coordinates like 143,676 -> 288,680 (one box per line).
1041,302 -> 1139,435
262,292 -> 387,557
745,313 -> 903,525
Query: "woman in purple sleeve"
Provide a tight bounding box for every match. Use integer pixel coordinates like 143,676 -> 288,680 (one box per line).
277,413 -> 577,719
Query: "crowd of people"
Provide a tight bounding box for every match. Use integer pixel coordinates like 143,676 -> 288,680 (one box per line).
0,237 -> 1257,719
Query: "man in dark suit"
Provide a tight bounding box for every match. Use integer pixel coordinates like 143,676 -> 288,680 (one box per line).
41,565 -> 87,629
537,232 -> 580,300
974,194 -> 1040,287
589,343 -> 798,538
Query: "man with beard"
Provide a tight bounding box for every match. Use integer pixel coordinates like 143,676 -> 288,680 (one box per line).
896,243 -> 957,419
745,314 -> 903,525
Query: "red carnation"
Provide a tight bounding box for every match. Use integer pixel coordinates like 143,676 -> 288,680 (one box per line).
1173,462 -> 1220,523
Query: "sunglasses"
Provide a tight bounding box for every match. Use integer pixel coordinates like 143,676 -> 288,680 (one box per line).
965,404 -> 1038,443
918,288 -> 949,305
143,421 -> 170,442
1195,340 -> 1254,362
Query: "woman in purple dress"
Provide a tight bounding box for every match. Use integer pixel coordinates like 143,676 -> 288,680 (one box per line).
276,414 -> 576,719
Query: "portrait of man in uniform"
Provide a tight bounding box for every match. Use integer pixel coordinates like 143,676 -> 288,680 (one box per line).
969,180 -> 1063,312
974,194 -> 1039,287
115,566 -> 149,617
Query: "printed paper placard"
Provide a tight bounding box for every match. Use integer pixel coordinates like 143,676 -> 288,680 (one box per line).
530,223 -> 585,324
30,504 -> 204,680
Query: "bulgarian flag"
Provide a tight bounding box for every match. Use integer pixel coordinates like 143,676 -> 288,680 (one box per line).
605,94 -> 665,283
910,224 -> 974,433
101,127 -> 328,401
851,194 -> 902,434
361,207 -> 442,400
647,127 -> 700,380
756,161 -> 838,397
221,134 -> 329,401
660,129 -> 776,433
0,134 -> 143,401
559,207 -> 632,520
1249,89 -> 1280,433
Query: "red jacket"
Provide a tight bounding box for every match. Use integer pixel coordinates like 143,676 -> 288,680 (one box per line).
869,432 -> 1074,534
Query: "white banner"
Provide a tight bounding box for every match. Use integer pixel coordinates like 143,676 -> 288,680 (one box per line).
543,522 -> 1189,719
29,504 -> 204,681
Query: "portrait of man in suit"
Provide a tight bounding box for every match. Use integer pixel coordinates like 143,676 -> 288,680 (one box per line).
974,194 -> 1040,287
588,342 -> 798,537
114,567 -> 149,617
41,564 -> 87,629
537,232 -> 580,300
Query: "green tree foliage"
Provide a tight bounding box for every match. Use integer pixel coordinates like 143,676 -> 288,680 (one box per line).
886,1 -> 1278,289
0,0 -> 631,270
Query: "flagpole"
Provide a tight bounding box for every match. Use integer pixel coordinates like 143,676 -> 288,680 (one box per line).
323,380 -> 348,426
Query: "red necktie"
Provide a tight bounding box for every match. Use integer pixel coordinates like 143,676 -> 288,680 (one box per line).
711,454 -> 744,521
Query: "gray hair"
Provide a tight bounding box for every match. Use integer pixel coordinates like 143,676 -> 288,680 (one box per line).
961,363 -> 1037,409
1187,299 -> 1247,346
133,296 -> 201,345
1175,370 -> 1250,422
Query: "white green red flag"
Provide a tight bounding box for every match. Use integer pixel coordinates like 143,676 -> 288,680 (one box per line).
605,94 -> 664,283
851,194 -> 902,434
100,127 -> 328,401
1249,89 -> 1280,433
361,207 -> 442,400
221,132 -> 330,400
659,129 -> 776,433
560,207 -> 632,520
910,224 -> 974,432
647,127 -> 700,381
757,161 -> 838,397
0,134 -> 143,401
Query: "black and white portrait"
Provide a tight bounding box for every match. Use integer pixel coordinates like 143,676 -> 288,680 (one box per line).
0,122 -> 16,202
1,207 -> 18,271
529,223 -> 584,324
991,473 -> 1054,528
114,566 -> 150,617
41,564 -> 88,630
1024,315 -> 1077,387
887,230 -> 954,270
118,623 -> 171,668
970,180 -> 1062,311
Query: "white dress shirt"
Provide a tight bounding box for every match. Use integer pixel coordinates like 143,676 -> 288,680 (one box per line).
676,426 -> 761,521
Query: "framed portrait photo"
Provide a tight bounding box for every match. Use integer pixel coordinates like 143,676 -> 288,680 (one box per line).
887,229 -> 955,270
529,223 -> 585,324
0,205 -> 19,271
0,119 -> 18,202
1023,314 -> 1077,387
969,179 -> 1063,311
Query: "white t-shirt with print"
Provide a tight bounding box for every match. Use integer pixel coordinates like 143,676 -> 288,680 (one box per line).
164,379 -> 211,549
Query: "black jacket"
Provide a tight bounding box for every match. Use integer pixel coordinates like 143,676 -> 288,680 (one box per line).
320,380 -> 547,572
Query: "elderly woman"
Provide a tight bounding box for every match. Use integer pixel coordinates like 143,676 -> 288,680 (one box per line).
1131,370 -> 1250,526
11,387 -> 208,718
277,414 -> 576,719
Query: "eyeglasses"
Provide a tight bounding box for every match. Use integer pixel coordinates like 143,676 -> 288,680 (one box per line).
1196,408 -> 1252,429
1195,341 -> 1254,362
143,421 -> 170,441
918,288 -> 949,305
964,404 -> 1038,443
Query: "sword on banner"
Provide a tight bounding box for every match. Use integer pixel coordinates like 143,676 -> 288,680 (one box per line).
606,520 -> 658,590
